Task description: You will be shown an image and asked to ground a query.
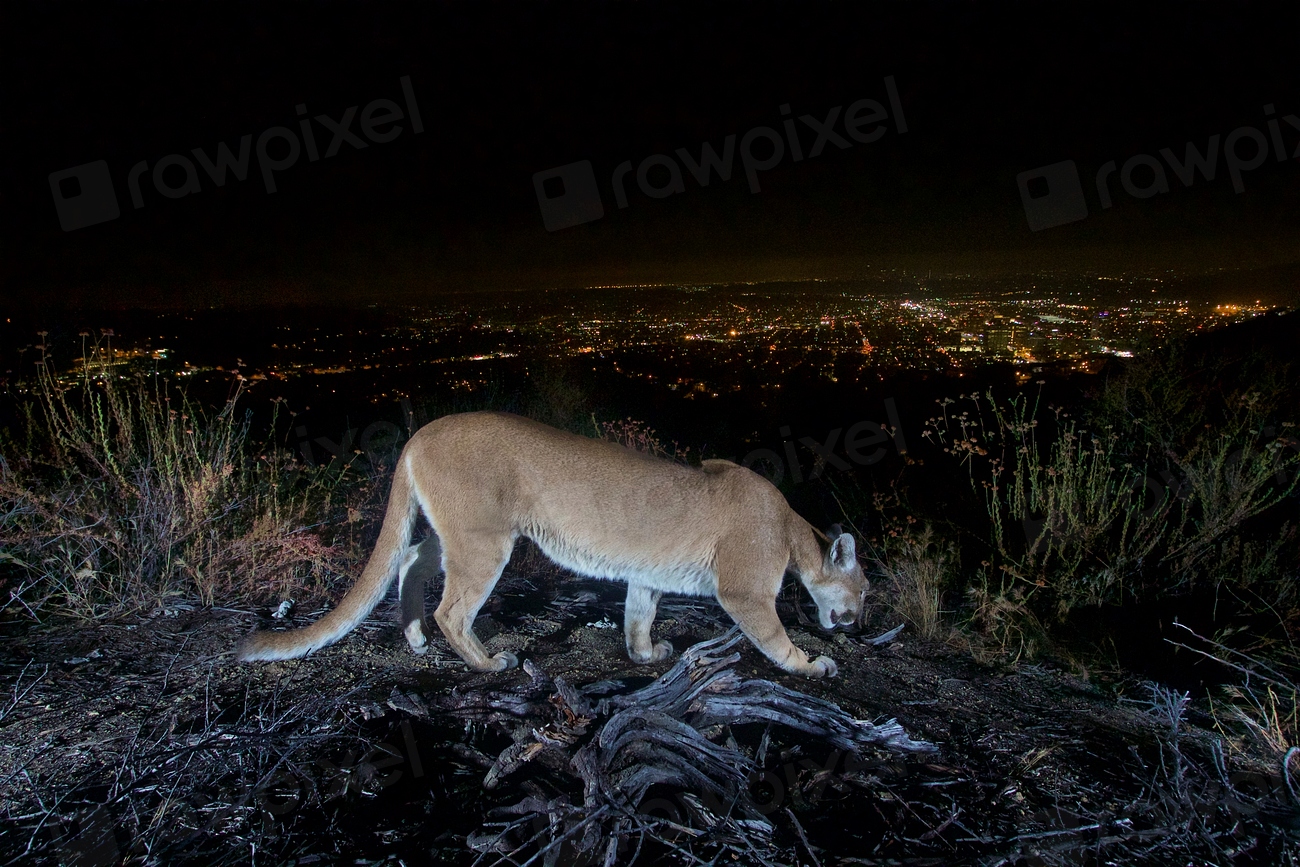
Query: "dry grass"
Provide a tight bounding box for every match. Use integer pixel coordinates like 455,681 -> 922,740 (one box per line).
593,415 -> 693,464
0,337 -> 365,620
873,524 -> 953,642
964,581 -> 1049,663
1172,623 -> 1300,762
1216,684 -> 1300,758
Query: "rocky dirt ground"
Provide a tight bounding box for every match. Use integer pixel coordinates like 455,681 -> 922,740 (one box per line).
3,558 -> 1299,866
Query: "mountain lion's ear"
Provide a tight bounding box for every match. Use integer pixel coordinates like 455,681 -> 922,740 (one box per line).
826,532 -> 857,571
827,523 -> 844,539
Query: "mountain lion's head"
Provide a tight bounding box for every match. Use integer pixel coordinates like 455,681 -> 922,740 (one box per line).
804,525 -> 868,631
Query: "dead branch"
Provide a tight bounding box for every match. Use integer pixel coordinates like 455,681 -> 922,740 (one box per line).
442,628 -> 933,865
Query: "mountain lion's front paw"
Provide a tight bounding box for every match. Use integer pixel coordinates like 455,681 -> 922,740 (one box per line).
492,651 -> 519,671
809,655 -> 838,678
649,640 -> 674,663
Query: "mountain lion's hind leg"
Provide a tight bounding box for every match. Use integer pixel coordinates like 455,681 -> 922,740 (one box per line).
434,532 -> 518,671
624,584 -> 673,664
399,536 -> 441,655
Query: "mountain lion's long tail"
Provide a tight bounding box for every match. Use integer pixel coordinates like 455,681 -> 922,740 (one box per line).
236,456 -> 418,661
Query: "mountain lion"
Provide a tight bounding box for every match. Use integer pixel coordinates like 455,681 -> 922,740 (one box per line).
236,411 -> 866,677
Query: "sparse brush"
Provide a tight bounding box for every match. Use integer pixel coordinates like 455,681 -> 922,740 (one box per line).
964,579 -> 1049,663
1172,623 -> 1300,760
874,523 -> 953,641
1136,682 -> 1194,807
1217,684 -> 1299,758
594,415 -> 692,464
0,337 -> 359,619
923,379 -> 1300,623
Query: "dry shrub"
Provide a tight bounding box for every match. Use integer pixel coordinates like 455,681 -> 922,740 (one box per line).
198,512 -> 353,604
594,415 -> 692,464
965,574 -> 1050,664
924,385 -> 1299,624
1215,684 -> 1299,758
0,339 -> 359,619
1181,624 -> 1300,761
874,524 -> 953,641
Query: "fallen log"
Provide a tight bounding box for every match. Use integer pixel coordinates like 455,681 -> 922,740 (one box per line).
437,628 -> 934,865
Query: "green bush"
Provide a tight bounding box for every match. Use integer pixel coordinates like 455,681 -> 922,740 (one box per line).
921,344 -> 1299,645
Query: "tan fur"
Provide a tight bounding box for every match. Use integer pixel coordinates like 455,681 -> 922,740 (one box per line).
236,411 -> 867,677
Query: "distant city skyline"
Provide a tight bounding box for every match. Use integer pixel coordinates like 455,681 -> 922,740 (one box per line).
3,281 -> 1285,413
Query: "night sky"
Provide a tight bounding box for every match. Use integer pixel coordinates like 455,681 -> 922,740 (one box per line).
5,2 -> 1300,310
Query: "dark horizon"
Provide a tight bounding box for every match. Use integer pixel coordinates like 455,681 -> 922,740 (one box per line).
6,2 -> 1300,310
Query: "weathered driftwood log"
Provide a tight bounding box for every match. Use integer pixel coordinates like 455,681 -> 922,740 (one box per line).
599,630 -> 934,755
444,628 -> 933,865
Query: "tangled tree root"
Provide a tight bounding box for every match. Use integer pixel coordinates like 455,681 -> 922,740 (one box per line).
417,629 -> 933,865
